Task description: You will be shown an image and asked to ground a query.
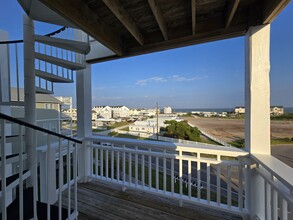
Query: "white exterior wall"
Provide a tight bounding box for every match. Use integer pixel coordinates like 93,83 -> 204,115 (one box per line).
129,124 -> 159,134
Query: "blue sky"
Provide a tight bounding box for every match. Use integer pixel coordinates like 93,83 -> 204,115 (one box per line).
1,1 -> 292,109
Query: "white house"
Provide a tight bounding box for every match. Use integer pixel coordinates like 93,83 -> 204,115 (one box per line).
234,106 -> 245,114
112,106 -> 129,118
129,120 -> 159,134
270,106 -> 284,115
164,107 -> 172,114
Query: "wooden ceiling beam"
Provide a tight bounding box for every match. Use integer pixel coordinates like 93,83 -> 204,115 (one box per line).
225,0 -> 240,28
102,0 -> 144,45
191,0 -> 196,35
127,25 -> 247,58
39,0 -> 124,56
148,0 -> 168,41
263,0 -> 291,24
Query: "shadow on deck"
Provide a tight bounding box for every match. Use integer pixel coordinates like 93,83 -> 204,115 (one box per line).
64,180 -> 242,220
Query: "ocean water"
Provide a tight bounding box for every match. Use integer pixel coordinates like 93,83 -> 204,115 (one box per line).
173,108 -> 233,113
173,107 -> 293,113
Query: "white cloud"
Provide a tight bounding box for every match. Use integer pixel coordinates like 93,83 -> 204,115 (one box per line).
136,76 -> 167,86
136,75 -> 206,86
171,74 -> 207,82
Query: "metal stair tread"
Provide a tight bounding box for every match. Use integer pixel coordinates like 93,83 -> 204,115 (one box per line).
36,86 -> 53,94
0,153 -> 27,165
35,69 -> 73,83
35,34 -> 90,55
35,52 -> 86,70
0,170 -> 30,191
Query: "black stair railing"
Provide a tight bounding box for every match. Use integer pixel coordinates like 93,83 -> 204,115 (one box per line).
0,112 -> 81,220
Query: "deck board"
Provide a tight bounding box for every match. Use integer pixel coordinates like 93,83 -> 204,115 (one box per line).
63,180 -> 242,220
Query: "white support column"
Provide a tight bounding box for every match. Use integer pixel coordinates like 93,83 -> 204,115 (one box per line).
76,63 -> 92,182
245,24 -> 271,155
245,24 -> 271,220
23,15 -> 37,187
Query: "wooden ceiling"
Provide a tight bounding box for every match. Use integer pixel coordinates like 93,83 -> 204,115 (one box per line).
39,0 -> 290,63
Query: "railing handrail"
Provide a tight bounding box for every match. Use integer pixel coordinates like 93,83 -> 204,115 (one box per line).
0,27 -> 66,45
86,135 -> 249,157
252,153 -> 293,191
0,113 -> 82,144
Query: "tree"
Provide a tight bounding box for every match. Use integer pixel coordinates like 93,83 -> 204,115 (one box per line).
164,120 -> 201,142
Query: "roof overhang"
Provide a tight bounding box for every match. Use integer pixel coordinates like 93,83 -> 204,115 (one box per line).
19,0 -> 291,63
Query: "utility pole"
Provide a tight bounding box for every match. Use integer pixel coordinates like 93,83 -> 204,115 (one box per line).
156,102 -> 159,140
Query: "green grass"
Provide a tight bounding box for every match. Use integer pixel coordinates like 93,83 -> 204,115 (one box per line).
271,138 -> 293,145
107,121 -> 131,129
228,139 -> 245,148
271,113 -> 293,121
92,128 -> 107,132
229,138 -> 293,147
121,127 -> 130,131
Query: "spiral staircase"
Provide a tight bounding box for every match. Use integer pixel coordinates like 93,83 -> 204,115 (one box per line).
0,26 -> 89,219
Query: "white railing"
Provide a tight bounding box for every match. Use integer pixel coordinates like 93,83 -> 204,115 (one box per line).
85,136 -> 250,216
199,130 -> 233,147
251,154 -> 293,220
0,40 -> 24,105
0,113 -> 80,220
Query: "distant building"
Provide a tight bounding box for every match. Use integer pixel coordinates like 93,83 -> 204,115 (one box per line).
129,121 -> 160,134
164,107 -> 172,114
63,108 -> 77,121
112,106 -> 129,118
93,106 -> 129,119
129,108 -> 140,116
270,106 -> 284,116
138,108 -> 158,117
234,106 -> 284,116
234,106 -> 245,114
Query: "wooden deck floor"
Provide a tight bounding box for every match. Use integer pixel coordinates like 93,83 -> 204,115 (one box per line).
64,180 -> 242,220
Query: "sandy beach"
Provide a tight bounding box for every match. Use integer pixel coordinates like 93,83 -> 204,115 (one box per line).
187,116 -> 293,167
187,116 -> 293,142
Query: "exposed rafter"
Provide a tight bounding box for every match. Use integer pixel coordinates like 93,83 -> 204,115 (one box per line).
191,0 -> 196,35
263,0 -> 291,23
225,0 -> 240,28
102,0 -> 144,45
148,0 -> 168,41
39,0 -> 124,56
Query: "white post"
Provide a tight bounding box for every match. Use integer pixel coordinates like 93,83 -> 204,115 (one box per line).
76,63 -> 92,182
0,30 -> 13,206
23,16 -> 38,213
245,24 -> 271,155
245,24 -> 271,219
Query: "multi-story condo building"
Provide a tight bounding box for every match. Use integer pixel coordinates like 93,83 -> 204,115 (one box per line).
0,1 -> 292,220
111,106 -> 130,118
164,106 -> 172,114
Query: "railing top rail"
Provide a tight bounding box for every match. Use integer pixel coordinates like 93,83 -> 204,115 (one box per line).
0,113 -> 82,144
0,39 -> 23,44
45,26 -> 66,37
86,135 -> 249,157
0,26 -> 66,45
252,153 -> 293,191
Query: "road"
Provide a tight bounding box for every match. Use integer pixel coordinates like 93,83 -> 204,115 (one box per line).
272,144 -> 293,167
